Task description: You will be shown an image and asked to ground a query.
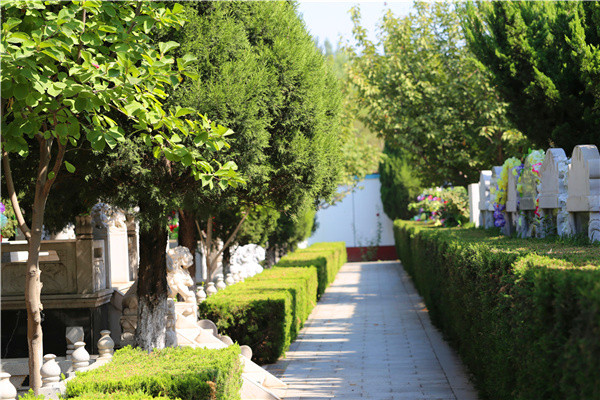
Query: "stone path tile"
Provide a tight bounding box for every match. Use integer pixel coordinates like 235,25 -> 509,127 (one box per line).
268,261 -> 479,400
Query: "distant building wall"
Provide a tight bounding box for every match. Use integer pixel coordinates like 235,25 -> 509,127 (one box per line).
308,174 -> 397,261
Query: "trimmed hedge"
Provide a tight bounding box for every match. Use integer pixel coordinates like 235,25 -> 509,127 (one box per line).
65,346 -> 243,400
277,241 -> 347,296
198,266 -> 317,365
199,241 -> 346,365
394,220 -> 600,400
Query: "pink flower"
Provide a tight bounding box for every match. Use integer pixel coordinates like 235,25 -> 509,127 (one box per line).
92,63 -> 100,69
427,195 -> 433,201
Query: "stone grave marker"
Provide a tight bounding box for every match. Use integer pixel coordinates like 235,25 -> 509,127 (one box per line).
566,145 -> 600,241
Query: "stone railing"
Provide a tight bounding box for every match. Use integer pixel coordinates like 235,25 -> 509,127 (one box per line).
469,144 -> 600,242
0,328 -> 114,400
1,216 -> 112,310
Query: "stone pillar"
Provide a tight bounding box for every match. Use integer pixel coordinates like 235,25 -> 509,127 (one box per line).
91,203 -> 130,287
76,215 -> 107,293
126,215 -> 139,282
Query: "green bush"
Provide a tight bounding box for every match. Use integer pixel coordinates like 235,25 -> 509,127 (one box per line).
65,346 -> 242,400
199,242 -> 345,364
278,242 -> 346,296
394,220 -> 600,400
199,266 -> 317,364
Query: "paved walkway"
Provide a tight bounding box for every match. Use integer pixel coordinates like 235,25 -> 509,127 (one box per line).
267,261 -> 479,400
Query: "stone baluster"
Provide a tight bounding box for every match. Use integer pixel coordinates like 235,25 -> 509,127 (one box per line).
240,345 -> 253,360
41,354 -> 62,388
0,372 -> 17,400
216,274 -> 227,291
196,285 -> 207,303
65,326 -> 84,361
98,330 -> 115,360
225,273 -> 235,286
206,282 -> 218,296
72,342 -> 90,372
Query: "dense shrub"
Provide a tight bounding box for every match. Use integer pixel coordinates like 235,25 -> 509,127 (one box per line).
65,346 -> 242,400
199,242 -> 346,364
394,220 -> 600,400
277,242 -> 347,296
199,267 -> 318,365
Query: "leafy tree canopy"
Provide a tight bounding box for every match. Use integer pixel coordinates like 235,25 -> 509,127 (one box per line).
346,2 -> 530,187
463,1 -> 600,150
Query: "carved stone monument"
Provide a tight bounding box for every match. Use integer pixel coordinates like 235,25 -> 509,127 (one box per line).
538,148 -> 569,237
566,145 -> 600,241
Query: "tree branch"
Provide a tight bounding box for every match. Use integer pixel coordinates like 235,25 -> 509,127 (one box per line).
42,140 -> 66,198
126,2 -> 143,35
209,207 -> 251,268
194,219 -> 207,251
2,151 -> 32,241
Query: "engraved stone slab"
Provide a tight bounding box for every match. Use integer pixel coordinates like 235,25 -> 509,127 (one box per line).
539,148 -> 568,210
567,145 -> 600,212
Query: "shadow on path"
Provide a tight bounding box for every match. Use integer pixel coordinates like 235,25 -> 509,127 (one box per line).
265,261 -> 479,400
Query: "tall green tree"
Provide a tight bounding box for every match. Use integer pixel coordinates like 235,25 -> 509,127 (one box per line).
347,2 -> 529,187
1,1 -> 237,389
168,1 -> 344,276
322,44 -> 382,207
463,1 -> 600,150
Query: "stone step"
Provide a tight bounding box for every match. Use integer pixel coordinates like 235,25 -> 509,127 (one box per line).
241,356 -> 286,389
241,375 -> 281,400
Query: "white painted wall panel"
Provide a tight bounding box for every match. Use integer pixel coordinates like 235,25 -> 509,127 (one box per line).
308,175 -> 395,247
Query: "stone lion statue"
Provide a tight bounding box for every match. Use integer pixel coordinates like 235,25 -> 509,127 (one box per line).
166,246 -> 196,306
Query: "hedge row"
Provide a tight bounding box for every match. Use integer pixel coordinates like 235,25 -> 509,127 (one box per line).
277,241 -> 347,296
394,220 -> 600,400
198,266 -> 317,365
65,346 -> 243,400
198,242 -> 346,365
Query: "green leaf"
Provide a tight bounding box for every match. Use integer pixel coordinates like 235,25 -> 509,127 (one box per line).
181,152 -> 193,166
3,18 -> 22,31
64,161 -> 76,173
175,107 -> 195,118
158,41 -> 180,55
47,171 -> 56,181
14,83 -> 28,100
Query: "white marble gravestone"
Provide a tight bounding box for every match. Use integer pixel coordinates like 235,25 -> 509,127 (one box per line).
478,170 -> 492,228
566,145 -> 600,241
538,148 -> 569,237
91,203 -> 130,286
504,165 -> 519,236
468,183 -> 480,227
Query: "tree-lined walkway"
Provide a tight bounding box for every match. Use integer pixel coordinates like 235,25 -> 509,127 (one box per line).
267,261 -> 478,400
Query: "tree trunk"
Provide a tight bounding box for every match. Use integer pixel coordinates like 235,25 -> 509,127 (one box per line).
222,245 -> 231,275
178,209 -> 197,280
25,138 -> 57,393
135,223 -> 169,350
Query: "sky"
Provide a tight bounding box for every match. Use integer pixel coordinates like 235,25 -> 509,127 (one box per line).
297,1 -> 413,50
